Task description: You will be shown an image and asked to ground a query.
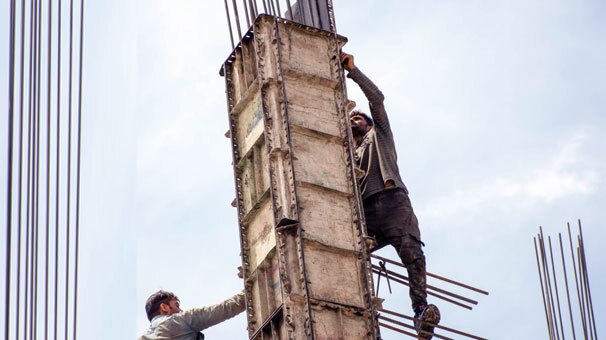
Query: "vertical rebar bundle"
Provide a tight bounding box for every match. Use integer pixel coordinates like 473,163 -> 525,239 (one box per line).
533,220 -> 598,340
223,0 -> 335,50
3,0 -> 85,339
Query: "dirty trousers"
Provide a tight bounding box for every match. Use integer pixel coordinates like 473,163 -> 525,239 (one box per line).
363,188 -> 428,311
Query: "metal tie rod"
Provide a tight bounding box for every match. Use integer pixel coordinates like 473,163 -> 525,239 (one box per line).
371,264 -> 479,306
371,254 -> 489,295
379,315 -> 453,340
378,322 -> 418,338
380,308 -> 488,340
371,268 -> 473,310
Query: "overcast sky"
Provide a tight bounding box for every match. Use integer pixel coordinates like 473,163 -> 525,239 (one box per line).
2,0 -> 605,339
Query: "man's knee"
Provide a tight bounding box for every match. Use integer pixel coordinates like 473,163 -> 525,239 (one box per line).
398,235 -> 425,265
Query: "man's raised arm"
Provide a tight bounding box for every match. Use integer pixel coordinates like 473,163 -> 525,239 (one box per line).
340,53 -> 389,129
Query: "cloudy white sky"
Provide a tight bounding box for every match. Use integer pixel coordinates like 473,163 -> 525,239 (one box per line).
2,0 -> 605,339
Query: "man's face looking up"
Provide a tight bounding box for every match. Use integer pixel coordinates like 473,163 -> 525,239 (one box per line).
351,114 -> 369,137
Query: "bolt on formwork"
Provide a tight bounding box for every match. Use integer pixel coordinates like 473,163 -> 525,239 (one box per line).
534,220 -> 599,340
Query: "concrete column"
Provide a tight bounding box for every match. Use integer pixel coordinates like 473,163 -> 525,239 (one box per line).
222,15 -> 377,339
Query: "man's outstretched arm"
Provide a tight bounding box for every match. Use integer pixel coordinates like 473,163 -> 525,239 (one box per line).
340,53 -> 390,130
180,292 -> 246,332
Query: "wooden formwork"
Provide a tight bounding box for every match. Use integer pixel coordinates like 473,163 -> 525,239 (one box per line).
222,15 -> 377,340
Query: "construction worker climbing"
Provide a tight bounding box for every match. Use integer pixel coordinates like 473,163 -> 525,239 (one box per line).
341,52 -> 441,339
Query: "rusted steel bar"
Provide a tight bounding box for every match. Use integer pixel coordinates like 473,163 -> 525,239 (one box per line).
274,0 -> 281,18
535,237 -> 555,339
567,223 -> 588,340
378,315 -> 415,332
371,269 -> 473,310
241,0 -> 251,28
306,0 -> 316,28
548,236 -> 565,339
269,0 -> 277,16
378,321 -> 418,338
296,0 -> 304,24
371,254 -> 489,295
380,308 -> 487,340
315,0 -> 327,30
230,0 -> 243,41
577,243 -> 595,340
371,264 -> 478,305
578,220 -> 598,339
285,0 -> 293,19
558,233 -> 577,340
379,315 -> 453,340
265,0 -> 273,15
576,245 -> 590,339
223,0 -> 235,49
250,0 -> 258,18
535,223 -> 598,340
539,229 -> 559,340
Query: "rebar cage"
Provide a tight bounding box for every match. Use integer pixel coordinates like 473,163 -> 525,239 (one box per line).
223,0 -> 336,50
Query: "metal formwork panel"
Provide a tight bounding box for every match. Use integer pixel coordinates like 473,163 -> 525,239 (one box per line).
223,15 -> 376,339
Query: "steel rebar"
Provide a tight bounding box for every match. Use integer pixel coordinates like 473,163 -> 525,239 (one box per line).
567,223 -> 588,340
534,222 -> 598,340
559,233 -> 577,340
223,0 -> 235,49
540,229 -> 559,340
372,269 -> 473,310
285,0 -> 293,20
241,0 -> 251,29
533,237 -> 553,339
378,321 -> 418,338
371,264 -> 478,306
379,315 -> 452,340
371,254 -> 489,296
578,220 -> 598,339
231,0 -> 243,41
380,308 -> 487,340
548,236 -> 565,339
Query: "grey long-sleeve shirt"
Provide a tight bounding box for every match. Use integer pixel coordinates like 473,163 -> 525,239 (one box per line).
139,292 -> 245,340
348,67 -> 408,199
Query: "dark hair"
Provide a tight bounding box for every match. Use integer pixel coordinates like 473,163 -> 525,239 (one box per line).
145,290 -> 179,321
350,110 -> 373,126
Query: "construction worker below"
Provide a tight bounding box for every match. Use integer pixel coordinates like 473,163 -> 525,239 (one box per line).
341,52 -> 441,339
139,290 -> 245,340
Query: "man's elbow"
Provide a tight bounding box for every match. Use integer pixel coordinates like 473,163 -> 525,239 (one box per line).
377,91 -> 385,102
371,91 -> 385,104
